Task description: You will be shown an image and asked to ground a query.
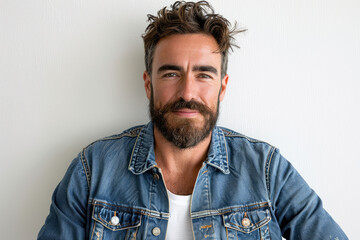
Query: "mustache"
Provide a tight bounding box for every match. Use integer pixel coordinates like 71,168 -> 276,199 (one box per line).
160,99 -> 212,115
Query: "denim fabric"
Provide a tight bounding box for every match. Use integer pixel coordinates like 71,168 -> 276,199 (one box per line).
38,122 -> 348,239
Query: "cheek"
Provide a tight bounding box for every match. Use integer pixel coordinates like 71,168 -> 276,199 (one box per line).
202,89 -> 221,106
152,91 -> 173,108
153,87 -> 177,103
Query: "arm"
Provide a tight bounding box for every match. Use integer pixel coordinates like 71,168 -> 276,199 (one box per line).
38,154 -> 89,239
267,149 -> 348,239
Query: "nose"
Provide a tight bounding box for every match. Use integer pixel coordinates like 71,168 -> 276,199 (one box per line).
177,74 -> 196,102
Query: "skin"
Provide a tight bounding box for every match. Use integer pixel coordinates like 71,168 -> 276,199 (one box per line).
143,33 -> 229,195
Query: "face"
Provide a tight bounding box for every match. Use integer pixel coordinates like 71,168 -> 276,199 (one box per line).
143,34 -> 229,148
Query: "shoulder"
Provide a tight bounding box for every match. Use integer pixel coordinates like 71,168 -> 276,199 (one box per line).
217,126 -> 276,149
83,124 -> 144,152
78,124 -> 147,169
75,124 -> 148,183
216,126 -> 280,172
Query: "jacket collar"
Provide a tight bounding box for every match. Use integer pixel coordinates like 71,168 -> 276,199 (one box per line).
128,122 -> 229,175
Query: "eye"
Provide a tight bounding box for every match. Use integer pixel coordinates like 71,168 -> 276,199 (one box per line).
162,72 -> 179,78
197,73 -> 212,79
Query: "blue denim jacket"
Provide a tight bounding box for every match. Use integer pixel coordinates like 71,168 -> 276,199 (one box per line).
38,122 -> 347,239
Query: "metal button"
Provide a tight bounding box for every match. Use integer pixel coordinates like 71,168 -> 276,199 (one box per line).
111,216 -> 119,225
153,173 -> 160,180
242,217 -> 251,227
152,227 -> 161,236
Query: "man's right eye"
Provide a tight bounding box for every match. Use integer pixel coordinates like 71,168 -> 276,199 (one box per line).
163,73 -> 178,78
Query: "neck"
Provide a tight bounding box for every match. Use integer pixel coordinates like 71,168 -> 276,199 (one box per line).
153,126 -> 212,194
153,126 -> 211,169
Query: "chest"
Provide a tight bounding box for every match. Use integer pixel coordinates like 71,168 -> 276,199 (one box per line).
87,163 -> 279,239
160,168 -> 198,195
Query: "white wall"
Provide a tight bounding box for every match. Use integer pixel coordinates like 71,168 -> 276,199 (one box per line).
1,0 -> 359,239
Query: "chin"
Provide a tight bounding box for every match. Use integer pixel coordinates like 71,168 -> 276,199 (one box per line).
168,115 -> 204,128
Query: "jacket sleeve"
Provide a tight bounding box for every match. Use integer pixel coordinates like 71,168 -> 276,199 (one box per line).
267,148 -> 348,240
37,154 -> 89,239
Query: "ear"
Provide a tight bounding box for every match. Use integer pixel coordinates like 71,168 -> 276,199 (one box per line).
219,74 -> 229,102
143,71 -> 151,100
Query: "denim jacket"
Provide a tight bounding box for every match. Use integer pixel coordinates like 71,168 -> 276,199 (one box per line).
38,122 -> 347,239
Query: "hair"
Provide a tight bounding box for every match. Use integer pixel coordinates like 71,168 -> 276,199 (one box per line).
142,1 -> 245,78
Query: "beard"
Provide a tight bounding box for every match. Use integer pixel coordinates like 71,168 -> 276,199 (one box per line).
149,88 -> 220,149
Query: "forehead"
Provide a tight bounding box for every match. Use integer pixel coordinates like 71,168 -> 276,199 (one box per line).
152,33 -> 221,71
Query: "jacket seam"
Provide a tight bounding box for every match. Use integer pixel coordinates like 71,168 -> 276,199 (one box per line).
92,200 -> 170,219
90,220 -> 97,240
225,215 -> 270,233
80,150 -> 91,191
128,130 -> 142,173
83,127 -> 143,151
220,128 -> 272,145
221,129 -> 230,173
79,126 -> 144,189
265,147 -> 276,202
191,201 -> 271,218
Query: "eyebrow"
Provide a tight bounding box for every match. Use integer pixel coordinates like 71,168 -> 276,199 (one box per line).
157,64 -> 218,75
192,65 -> 218,75
157,64 -> 182,74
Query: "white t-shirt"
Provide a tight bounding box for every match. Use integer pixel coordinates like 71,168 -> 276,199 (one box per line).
166,190 -> 194,240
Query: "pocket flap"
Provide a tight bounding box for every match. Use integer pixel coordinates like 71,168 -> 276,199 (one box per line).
92,201 -> 142,231
222,207 -> 271,233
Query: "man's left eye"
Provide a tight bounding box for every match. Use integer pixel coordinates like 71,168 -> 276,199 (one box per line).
198,74 -> 212,79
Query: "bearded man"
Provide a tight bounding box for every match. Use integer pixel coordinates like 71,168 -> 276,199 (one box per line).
38,1 -> 347,239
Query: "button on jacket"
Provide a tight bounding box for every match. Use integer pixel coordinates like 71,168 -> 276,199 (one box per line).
38,122 -> 348,239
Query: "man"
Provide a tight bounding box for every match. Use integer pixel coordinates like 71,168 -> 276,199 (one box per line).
38,1 -> 347,239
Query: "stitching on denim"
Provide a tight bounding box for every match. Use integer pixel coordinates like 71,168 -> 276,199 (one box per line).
96,224 -> 104,240
128,130 -> 142,173
145,169 -> 156,236
223,213 -> 271,236
264,222 -> 271,240
80,150 -> 91,190
220,128 -> 233,136
225,217 -> 271,234
220,204 -> 270,215
221,128 -> 230,173
93,201 -> 144,212
78,126 -> 144,189
202,170 -> 208,174
97,213 -> 140,228
226,214 -> 270,232
91,201 -> 143,231
220,201 -> 269,211
265,147 -> 275,201
93,215 -> 142,231
204,167 -> 215,229
132,226 -> 139,240
200,225 -> 212,229
92,200 -> 170,219
191,202 -> 270,218
90,220 -> 97,240
220,128 -> 274,146
93,204 -> 145,216
205,167 -> 211,211
83,126 -> 143,151
90,205 -> 104,239
125,226 -> 138,240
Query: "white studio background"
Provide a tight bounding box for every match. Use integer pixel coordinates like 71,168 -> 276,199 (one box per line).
1,0 -> 359,239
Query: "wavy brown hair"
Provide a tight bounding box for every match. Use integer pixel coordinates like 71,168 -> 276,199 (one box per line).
142,1 -> 245,78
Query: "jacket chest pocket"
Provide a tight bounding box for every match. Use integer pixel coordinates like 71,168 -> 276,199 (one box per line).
222,207 -> 271,240
91,202 -> 142,240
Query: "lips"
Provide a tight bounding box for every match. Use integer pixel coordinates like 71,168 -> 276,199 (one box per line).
173,108 -> 199,117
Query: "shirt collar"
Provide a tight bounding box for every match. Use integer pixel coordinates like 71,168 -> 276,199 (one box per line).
128,122 -> 230,175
